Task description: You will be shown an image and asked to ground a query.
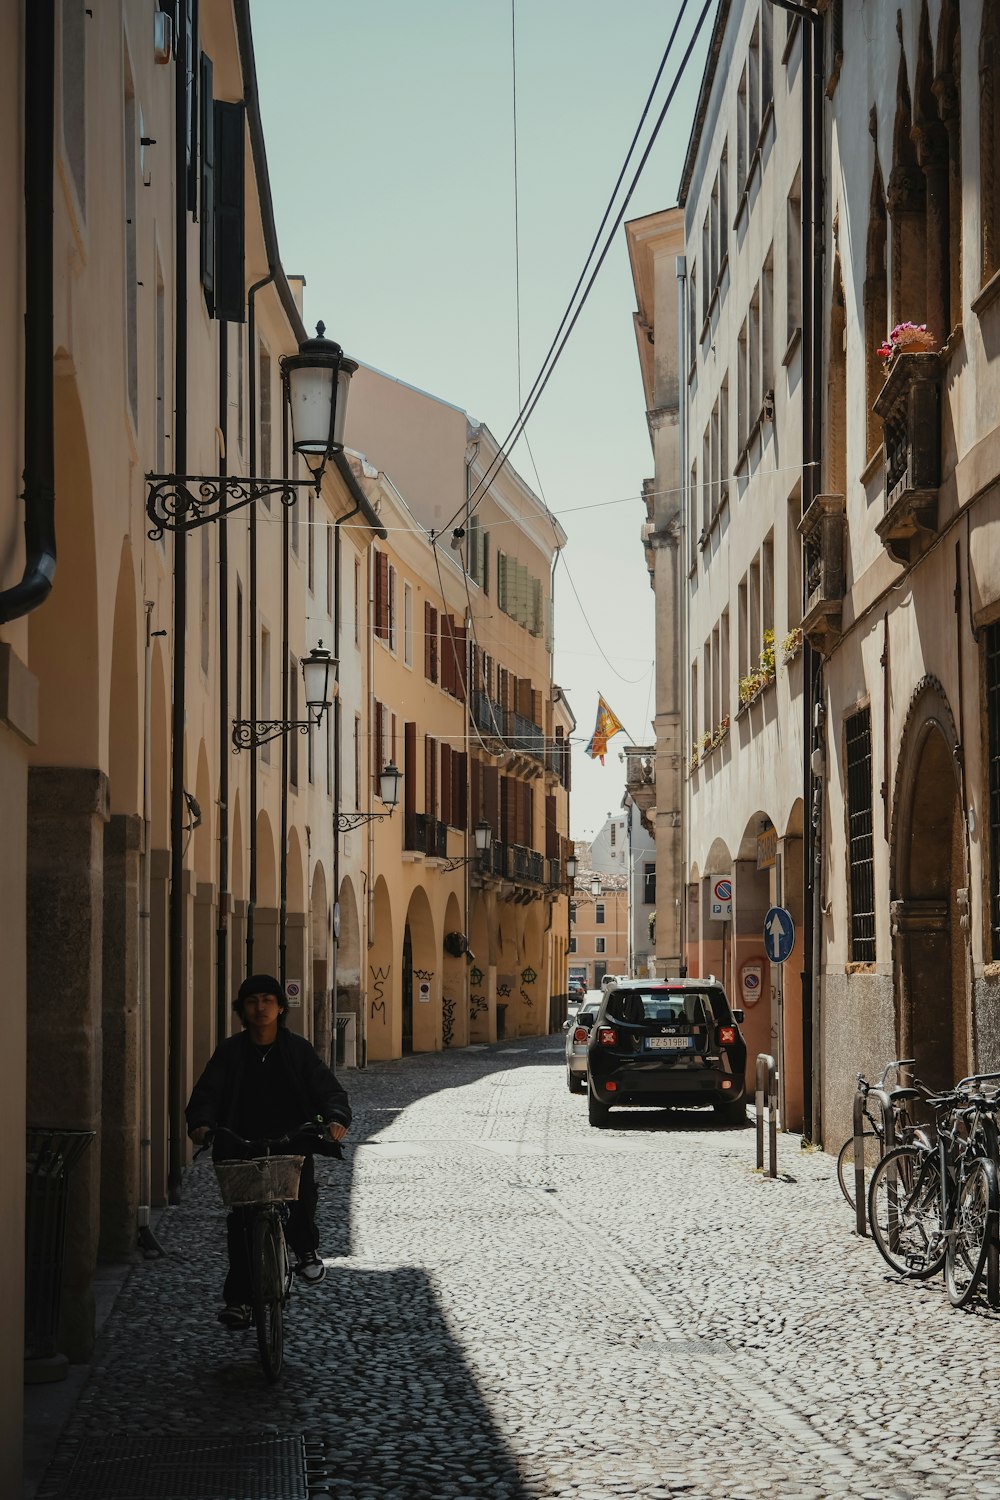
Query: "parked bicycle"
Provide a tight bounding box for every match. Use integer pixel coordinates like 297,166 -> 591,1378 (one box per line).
867,1075 -> 1000,1307
199,1119 -> 325,1382
836,1059 -> 930,1211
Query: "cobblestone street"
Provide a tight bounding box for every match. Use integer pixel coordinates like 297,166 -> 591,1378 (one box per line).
32,1038 -> 1000,1500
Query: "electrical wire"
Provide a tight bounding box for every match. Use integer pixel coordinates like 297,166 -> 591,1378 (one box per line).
434,0 -> 711,543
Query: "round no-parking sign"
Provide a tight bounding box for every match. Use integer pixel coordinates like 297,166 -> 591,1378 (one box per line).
710,876 -> 733,922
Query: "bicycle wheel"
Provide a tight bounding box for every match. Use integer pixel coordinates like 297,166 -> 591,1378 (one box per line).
867,1145 -> 944,1279
836,1129 -> 881,1210
252,1211 -> 285,1382
945,1158 -> 998,1309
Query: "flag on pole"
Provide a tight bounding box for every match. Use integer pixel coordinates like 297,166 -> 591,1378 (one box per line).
584,695 -> 625,765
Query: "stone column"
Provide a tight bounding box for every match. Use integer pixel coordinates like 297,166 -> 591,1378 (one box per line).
100,812 -> 142,1261
27,767 -> 109,1362
284,910 -> 309,1038
254,905 -> 280,981
149,849 -> 170,1205
192,881 -> 217,1080
229,900 -> 248,1035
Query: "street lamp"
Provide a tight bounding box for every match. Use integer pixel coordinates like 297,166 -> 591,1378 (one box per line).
232,642 -> 338,751
566,853 -> 578,881
146,323 -> 358,536
441,820 -> 493,872
590,876 -> 602,896
335,763 -> 402,832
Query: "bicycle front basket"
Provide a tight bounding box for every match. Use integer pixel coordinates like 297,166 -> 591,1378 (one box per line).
214,1154 -> 304,1207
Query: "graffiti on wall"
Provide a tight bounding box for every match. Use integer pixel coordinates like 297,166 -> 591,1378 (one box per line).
520,965 -> 537,1010
469,966 -> 484,987
369,963 -> 390,1025
442,996 -> 456,1049
469,994 -> 487,1021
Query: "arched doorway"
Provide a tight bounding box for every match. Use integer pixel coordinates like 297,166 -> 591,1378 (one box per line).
892,679 -> 968,1094
403,885 -> 437,1053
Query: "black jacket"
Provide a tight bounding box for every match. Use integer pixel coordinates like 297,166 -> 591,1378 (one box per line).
185,1028 -> 351,1160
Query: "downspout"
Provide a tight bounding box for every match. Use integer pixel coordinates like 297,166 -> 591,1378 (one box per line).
279,386 -> 290,991
0,0 -> 56,625
138,603 -> 164,1255
167,0 -> 190,1202
331,491 -> 363,1065
771,0 -> 825,1143
675,254 -> 688,976
245,272 -> 273,975
216,323 -> 230,1045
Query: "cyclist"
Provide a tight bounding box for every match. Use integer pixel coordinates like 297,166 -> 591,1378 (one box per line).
186,974 -> 351,1329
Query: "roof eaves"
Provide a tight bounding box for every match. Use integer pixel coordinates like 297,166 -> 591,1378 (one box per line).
677,0 -> 732,210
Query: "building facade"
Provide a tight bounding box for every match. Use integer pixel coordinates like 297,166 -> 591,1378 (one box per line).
589,805 -> 657,977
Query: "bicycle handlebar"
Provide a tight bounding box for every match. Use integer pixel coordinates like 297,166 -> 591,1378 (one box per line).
194,1117 -> 328,1159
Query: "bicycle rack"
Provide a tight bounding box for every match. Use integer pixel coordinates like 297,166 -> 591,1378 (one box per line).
755,1053 -> 777,1179
852,1086 -> 896,1238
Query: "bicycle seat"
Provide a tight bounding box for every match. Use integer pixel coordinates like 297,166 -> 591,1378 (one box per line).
888,1087 -> 922,1102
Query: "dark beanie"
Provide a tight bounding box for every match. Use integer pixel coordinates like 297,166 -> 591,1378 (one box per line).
236,974 -> 285,1005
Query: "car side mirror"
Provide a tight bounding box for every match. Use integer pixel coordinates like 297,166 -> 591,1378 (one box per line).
732,1008 -> 744,1024
562,1019 -> 571,1031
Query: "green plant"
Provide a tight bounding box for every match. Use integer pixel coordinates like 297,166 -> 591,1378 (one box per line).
697,731 -> 712,758
738,671 -> 766,706
759,628 -> 775,677
780,627 -> 803,665
711,714 -> 730,747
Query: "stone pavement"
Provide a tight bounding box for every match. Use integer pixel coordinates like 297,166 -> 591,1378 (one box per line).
27,1037 -> 1000,1500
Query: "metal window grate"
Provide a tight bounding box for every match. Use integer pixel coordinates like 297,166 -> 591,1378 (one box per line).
987,622 -> 1000,957
39,1433 -> 307,1500
846,707 -> 876,962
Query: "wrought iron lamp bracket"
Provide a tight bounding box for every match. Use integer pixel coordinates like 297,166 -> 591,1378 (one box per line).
231,719 -> 315,753
335,809 -> 395,832
146,472 -> 319,539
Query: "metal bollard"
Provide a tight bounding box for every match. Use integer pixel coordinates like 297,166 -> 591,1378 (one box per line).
755,1053 -> 777,1179
853,1086 -> 894,1239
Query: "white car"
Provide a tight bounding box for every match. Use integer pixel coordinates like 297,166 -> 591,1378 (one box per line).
564,991 -> 604,1093
600,973 -> 628,992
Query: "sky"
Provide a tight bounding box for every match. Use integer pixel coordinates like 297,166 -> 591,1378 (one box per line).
250,0 -> 709,840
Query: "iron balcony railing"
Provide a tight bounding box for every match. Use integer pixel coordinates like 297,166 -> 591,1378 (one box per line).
506,711 -> 545,760
405,812 -> 448,857
471,691 -> 504,739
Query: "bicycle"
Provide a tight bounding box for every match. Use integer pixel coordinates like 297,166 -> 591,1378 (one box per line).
836,1058 -> 930,1211
201,1118 -> 325,1382
867,1076 -> 1000,1307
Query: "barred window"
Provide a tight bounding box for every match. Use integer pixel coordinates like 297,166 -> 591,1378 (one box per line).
846,707 -> 876,962
986,622 -> 1000,956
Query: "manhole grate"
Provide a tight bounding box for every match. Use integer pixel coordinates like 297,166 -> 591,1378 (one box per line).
40,1431 -> 307,1500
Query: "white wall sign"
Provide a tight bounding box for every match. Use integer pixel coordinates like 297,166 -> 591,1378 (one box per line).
417,980 -> 431,1004
286,979 -> 302,1008
709,876 -> 732,922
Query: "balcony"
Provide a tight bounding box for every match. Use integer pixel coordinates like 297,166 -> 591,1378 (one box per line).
471,691 -> 504,740
404,813 -> 448,858
505,710 -> 545,761
798,493 -> 845,656
873,351 -> 942,565
511,844 -> 545,885
623,745 -> 656,818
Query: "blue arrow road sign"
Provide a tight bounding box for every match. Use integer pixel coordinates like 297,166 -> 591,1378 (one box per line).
764,906 -> 795,964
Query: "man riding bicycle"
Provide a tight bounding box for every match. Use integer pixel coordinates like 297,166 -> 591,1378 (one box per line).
186,974 -> 350,1329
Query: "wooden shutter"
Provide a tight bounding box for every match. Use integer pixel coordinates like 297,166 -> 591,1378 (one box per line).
485,764 -> 500,835
372,700 -> 383,779
375,553 -> 389,639
441,615 -> 455,697
453,752 -> 467,830
199,53 -> 215,312
425,735 -> 437,818
213,100 -> 245,323
545,794 -> 558,859
453,622 -> 467,701
404,722 -> 417,818
471,756 -> 481,823
440,742 -> 452,827
425,603 -> 438,681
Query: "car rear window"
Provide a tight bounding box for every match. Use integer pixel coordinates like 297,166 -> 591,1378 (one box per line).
604,989 -> 728,1025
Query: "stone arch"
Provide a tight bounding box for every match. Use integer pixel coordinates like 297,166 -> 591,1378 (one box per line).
865,142 -> 889,461
497,902 -> 520,1037
150,639 -> 170,849
890,676 -> 968,1093
310,862 -> 330,1061
231,790 -> 245,901
285,826 -> 305,914
108,542 -> 140,816
192,741 -> 213,885
518,901 -> 545,1037
468,892 -> 491,1042
336,874 -> 362,1061
253,810 -> 278,975
827,255 -> 848,500
368,876 -> 394,1061
404,885 -> 438,1054
887,28 -> 925,324
441,891 -> 466,1049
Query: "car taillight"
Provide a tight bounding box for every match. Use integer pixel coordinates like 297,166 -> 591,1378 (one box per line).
573,1027 -> 589,1044
596,1026 -> 617,1047
719,1025 -> 736,1045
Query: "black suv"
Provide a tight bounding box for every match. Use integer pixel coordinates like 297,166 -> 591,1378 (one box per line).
586,978 -> 747,1127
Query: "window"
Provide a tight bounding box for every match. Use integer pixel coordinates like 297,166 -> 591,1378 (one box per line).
737,67 -> 748,193
737,318 -> 749,454
354,714 -> 361,808
425,603 -> 439,682
610,824 -> 616,848
595,903 -> 605,925
569,936 -> 577,954
749,284 -> 761,425
786,173 -> 802,347
720,377 -> 729,508
643,865 -> 656,905
846,708 -> 876,962
737,576 -> 748,683
762,247 -> 774,404
986,623 -> 1000,956
595,937 -> 606,955
569,902 -> 577,922
787,486 -> 802,626
354,559 -> 360,644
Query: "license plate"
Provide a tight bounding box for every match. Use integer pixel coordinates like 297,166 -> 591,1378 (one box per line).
646,1036 -> 693,1050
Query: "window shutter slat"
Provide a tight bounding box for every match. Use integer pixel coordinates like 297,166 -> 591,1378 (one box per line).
213,100 -> 245,323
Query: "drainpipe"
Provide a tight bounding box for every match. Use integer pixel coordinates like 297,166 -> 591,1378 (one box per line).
245,273 -> 273,976
167,0 -> 191,1202
770,0 -> 824,1142
279,388 -> 290,991
675,254 -> 688,976
138,604 -> 164,1256
0,0 -> 56,625
216,323 -> 230,1045
331,491 -> 363,1064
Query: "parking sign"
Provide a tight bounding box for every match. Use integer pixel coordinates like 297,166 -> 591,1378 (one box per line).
709,876 -> 732,921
